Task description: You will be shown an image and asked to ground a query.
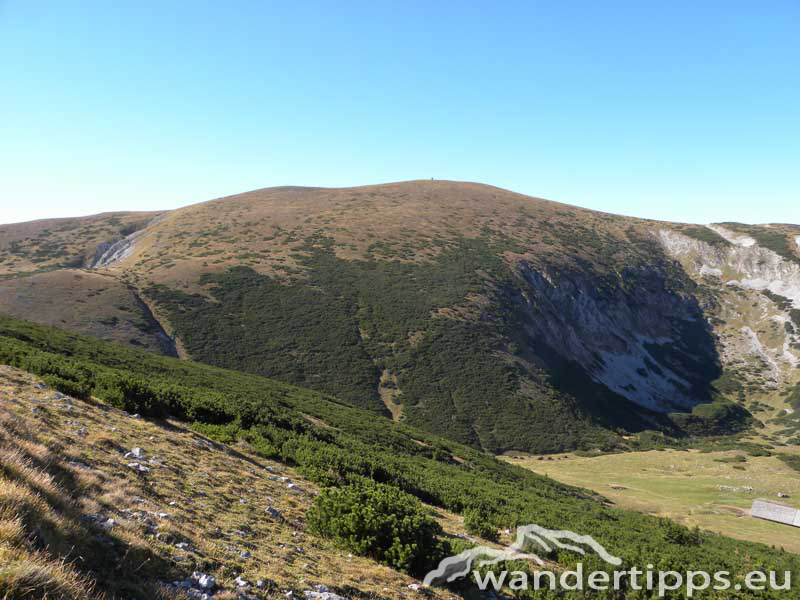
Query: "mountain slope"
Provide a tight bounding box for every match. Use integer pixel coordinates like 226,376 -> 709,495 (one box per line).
0,269 -> 176,355
1,181 -> 798,453
0,211 -> 160,275
0,363 -> 464,600
1,313 -> 798,599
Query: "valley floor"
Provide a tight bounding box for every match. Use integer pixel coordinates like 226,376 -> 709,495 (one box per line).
506,448 -> 800,554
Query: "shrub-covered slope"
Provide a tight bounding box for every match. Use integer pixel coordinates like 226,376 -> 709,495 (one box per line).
0,314 -> 798,599
2,181 -> 798,452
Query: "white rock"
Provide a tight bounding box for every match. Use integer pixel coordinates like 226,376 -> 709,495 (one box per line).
699,264 -> 723,278
126,462 -> 150,473
196,573 -> 216,590
707,224 -> 756,247
303,592 -> 348,600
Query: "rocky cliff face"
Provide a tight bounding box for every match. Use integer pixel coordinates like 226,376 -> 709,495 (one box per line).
658,226 -> 800,400
490,220 -> 800,436
87,215 -> 162,268
513,261 -> 719,413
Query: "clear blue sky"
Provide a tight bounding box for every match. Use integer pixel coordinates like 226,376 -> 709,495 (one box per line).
1,1 -> 798,225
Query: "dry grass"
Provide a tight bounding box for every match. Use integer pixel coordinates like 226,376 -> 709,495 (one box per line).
0,415 -> 103,599
0,270 -> 170,354
92,180 -> 658,293
0,364 -> 469,600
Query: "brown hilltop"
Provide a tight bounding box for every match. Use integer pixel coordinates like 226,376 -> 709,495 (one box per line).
85,180 -> 658,291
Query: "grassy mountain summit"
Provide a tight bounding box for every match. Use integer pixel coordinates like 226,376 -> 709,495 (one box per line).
1,181 -> 799,453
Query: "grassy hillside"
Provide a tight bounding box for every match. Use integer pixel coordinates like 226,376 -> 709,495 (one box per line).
0,182 -> 790,454
0,269 -> 175,355
0,211 -> 159,276
1,314 -> 798,599
0,363 -> 462,600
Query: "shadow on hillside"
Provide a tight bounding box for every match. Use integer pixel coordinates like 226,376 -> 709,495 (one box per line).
511,261 -> 725,436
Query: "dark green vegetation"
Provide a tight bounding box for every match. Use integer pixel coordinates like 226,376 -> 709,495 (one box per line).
0,314 -> 797,598
762,290 -> 800,332
462,502 -> 500,542
145,234 -> 736,454
563,426 -> 775,459
769,383 -> 800,441
145,237 -> 509,419
0,264 -> 71,281
714,454 -> 748,464
787,383 -> 800,411
669,400 -> 756,437
673,224 -> 732,248
307,481 -> 444,576
777,454 -> 800,474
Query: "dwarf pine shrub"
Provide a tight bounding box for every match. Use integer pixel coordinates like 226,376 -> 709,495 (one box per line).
307,480 -> 443,575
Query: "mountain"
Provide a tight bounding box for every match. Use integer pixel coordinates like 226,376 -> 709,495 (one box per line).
1,313 -> 798,599
1,181 -> 798,453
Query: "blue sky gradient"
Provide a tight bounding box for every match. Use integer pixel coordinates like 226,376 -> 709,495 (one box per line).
1,1 -> 797,224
